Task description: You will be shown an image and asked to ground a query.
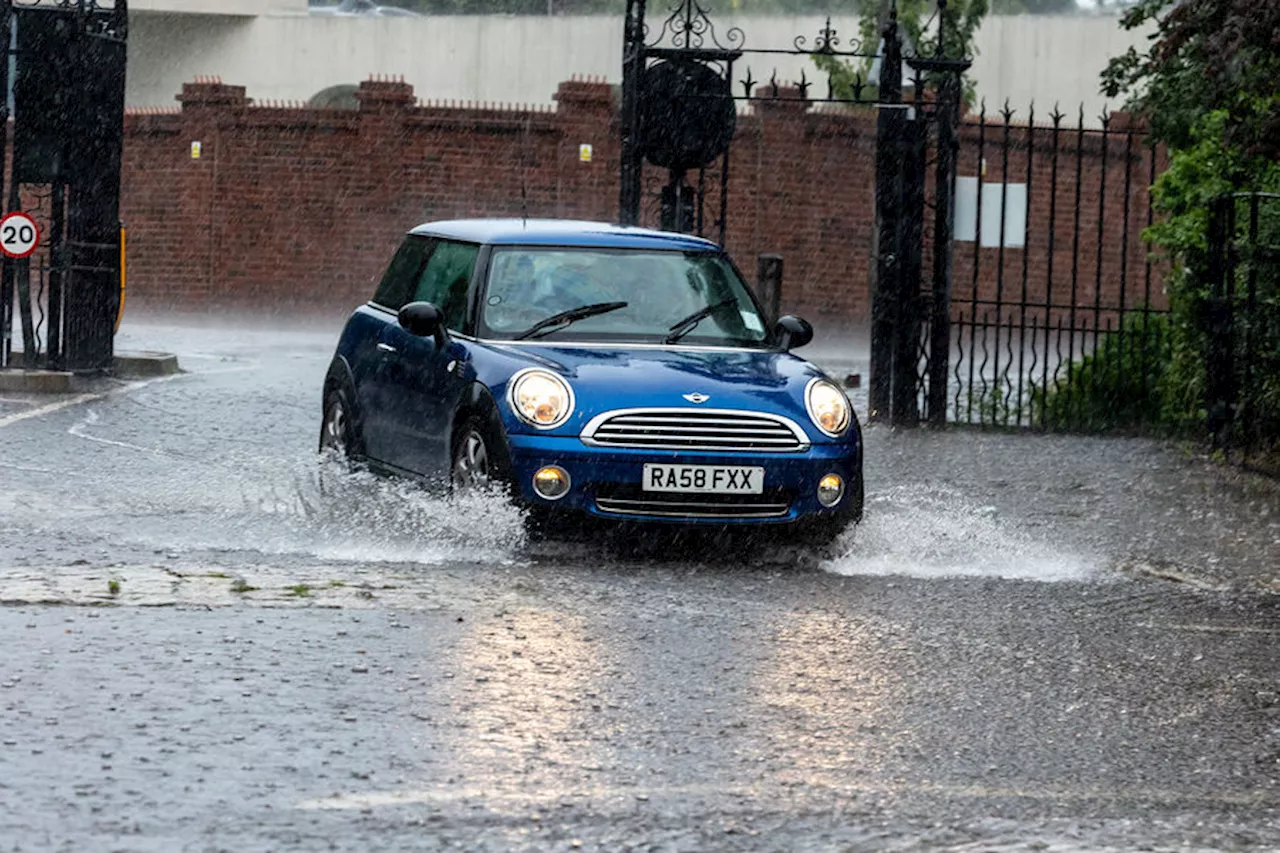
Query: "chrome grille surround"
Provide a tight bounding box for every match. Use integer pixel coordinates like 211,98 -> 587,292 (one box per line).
594,496 -> 791,519
579,408 -> 811,453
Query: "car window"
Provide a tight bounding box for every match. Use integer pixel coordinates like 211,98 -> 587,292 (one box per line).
372,236 -> 433,310
411,240 -> 480,331
480,248 -> 769,346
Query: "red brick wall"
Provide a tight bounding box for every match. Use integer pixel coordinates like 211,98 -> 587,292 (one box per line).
949,114 -> 1169,331
120,76 -> 1163,328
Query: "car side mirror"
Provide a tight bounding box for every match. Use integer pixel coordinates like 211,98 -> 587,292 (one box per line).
398,301 -> 447,343
775,315 -> 813,351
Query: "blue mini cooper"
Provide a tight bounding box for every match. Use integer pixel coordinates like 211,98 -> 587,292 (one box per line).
320,219 -> 863,540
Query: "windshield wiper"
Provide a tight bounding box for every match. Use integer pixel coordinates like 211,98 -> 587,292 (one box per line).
664,298 -> 738,344
514,301 -> 629,340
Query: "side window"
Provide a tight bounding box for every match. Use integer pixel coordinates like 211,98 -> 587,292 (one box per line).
372,236 -> 433,310
411,240 -> 480,331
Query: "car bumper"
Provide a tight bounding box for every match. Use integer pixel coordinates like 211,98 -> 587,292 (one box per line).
505,434 -> 862,525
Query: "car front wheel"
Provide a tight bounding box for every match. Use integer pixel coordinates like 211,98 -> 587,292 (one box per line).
451,424 -> 494,490
319,386 -> 362,460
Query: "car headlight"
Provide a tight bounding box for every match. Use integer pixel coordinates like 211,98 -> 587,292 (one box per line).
508,368 -> 574,429
805,377 -> 851,437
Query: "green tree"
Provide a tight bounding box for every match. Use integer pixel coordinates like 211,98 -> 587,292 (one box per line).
1091,0 -> 1280,437
811,0 -> 996,105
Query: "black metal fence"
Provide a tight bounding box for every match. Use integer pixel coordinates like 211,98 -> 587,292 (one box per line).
619,0 -> 889,243
938,105 -> 1170,432
1206,192 -> 1280,456
0,0 -> 127,374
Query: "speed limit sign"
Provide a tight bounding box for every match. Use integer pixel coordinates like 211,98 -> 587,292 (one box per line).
0,212 -> 40,260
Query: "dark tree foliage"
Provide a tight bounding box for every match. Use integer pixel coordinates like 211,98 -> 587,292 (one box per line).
1020,0 -> 1077,11
1078,0 -> 1280,442
1101,0 -> 1280,160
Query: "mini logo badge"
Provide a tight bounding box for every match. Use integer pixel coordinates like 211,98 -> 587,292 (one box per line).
683,392 -> 710,404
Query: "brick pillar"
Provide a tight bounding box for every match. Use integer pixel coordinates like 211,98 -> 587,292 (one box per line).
177,76 -> 248,111
356,77 -> 417,267
356,76 -> 416,113
172,77 -> 247,305
753,86 -> 809,312
554,76 -> 616,221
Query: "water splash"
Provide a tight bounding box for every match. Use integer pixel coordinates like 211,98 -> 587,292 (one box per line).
8,447 -> 528,569
823,484 -> 1098,582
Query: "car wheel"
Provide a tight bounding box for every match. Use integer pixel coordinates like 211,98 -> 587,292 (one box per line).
450,416 -> 513,494
319,385 -> 363,461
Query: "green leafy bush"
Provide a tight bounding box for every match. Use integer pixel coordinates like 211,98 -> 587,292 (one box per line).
1031,313 -> 1172,433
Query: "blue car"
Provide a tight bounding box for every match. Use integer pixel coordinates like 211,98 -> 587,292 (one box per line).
320,219 -> 863,540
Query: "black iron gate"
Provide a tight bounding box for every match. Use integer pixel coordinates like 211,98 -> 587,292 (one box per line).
868,12 -> 970,428
944,106 -> 1169,432
620,0 -> 890,241
0,0 -> 127,373
620,0 -> 969,430
1206,192 -> 1280,455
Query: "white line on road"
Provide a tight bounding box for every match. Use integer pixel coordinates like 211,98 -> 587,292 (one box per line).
0,370 -> 201,431
0,393 -> 103,429
67,408 -> 174,456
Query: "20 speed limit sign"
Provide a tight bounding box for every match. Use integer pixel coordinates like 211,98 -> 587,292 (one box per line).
0,212 -> 41,260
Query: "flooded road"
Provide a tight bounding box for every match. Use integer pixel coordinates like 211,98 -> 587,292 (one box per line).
1,318 -> 1278,851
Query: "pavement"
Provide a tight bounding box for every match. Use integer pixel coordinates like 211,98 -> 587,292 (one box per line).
1,316 -> 1278,851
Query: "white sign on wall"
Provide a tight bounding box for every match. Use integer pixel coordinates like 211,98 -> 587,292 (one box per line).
954,177 -> 1027,248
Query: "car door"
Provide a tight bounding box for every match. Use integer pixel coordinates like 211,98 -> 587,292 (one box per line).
375,239 -> 480,478
351,235 -> 434,465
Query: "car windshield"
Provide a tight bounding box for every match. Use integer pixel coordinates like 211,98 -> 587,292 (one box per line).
480,248 -> 771,346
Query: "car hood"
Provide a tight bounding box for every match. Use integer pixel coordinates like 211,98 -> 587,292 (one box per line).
476,342 -> 834,432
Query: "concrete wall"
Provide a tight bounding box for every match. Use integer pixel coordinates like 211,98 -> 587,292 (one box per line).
129,0 -> 306,15
126,13 -> 1147,123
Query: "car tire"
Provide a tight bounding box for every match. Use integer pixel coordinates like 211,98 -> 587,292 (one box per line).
319,384 -> 364,463
450,416 -> 513,494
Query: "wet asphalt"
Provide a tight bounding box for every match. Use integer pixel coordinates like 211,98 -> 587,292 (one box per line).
1,318 -> 1278,851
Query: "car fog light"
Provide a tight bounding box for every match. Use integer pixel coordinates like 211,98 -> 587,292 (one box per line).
817,473 -> 844,507
533,466 -> 571,500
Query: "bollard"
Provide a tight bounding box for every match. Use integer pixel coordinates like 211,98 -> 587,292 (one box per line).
756,254 -> 782,326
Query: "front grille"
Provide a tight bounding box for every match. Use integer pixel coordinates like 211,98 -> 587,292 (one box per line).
594,485 -> 792,519
580,408 -> 809,452
595,497 -> 791,519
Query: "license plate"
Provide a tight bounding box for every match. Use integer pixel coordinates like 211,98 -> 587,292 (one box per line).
642,464 -> 764,494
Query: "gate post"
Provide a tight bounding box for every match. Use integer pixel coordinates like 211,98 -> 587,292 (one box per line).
926,63 -> 963,427
1204,194 -> 1236,447
0,1 -> 8,368
892,114 -> 925,427
618,0 -> 646,226
869,11 -> 904,424
756,253 -> 782,325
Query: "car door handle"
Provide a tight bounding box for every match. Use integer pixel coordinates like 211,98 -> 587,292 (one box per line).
377,342 -> 397,353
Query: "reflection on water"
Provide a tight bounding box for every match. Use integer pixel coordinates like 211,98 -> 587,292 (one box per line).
747,611 -> 914,789
422,609 -> 621,798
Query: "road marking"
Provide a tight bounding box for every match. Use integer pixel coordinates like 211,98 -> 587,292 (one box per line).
1138,621 -> 1280,635
66,408 -> 175,456
0,393 -> 103,429
297,779 -> 1279,811
0,370 -> 198,431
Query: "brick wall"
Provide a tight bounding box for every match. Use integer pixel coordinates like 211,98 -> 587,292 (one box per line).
120,76 -> 1164,328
